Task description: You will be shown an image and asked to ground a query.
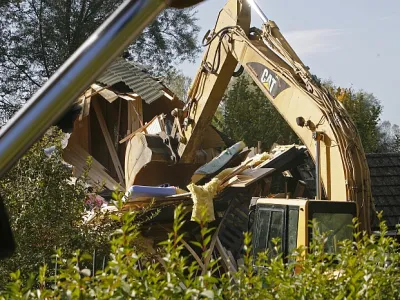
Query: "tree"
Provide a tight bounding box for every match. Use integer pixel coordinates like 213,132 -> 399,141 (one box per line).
377,121 -> 400,152
164,69 -> 192,102
212,104 -> 225,132
128,8 -> 200,75
327,84 -> 382,153
221,74 -> 298,150
0,1 -> 200,123
0,129 -> 115,285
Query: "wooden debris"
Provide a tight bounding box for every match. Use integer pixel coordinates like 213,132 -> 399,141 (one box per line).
91,83 -> 118,103
294,180 -> 306,198
220,168 -> 275,189
181,238 -> 205,272
119,116 -> 158,144
93,100 -> 125,186
216,237 -> 238,279
202,217 -> 225,275
63,143 -> 120,190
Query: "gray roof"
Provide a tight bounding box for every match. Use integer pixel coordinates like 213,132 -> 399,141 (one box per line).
366,153 -> 400,230
96,58 -> 165,104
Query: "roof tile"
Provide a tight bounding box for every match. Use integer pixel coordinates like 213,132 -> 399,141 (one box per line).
96,58 -> 165,104
367,153 -> 400,230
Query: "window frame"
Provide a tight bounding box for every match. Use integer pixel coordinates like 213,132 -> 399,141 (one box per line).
253,204 -> 301,261
307,201 -> 357,251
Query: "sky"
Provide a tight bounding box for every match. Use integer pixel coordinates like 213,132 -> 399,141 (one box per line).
178,0 -> 400,125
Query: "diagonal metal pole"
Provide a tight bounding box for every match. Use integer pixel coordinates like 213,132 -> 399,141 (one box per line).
0,0 -> 168,177
248,0 -> 268,23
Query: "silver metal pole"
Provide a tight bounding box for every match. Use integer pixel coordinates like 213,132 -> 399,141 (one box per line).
248,0 -> 268,23
0,0 -> 167,177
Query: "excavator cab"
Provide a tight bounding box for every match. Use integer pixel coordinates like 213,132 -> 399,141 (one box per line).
251,198 -> 357,261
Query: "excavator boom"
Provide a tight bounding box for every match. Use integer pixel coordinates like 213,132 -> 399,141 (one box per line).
125,0 -> 372,233
174,0 -> 372,232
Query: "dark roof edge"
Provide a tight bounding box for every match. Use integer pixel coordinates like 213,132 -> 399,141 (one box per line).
366,152 -> 400,158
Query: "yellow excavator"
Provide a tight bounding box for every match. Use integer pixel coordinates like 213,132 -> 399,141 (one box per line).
125,0 -> 374,257
0,0 -> 374,260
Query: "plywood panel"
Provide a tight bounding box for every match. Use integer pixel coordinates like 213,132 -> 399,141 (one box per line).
93,100 -> 125,186
70,115 -> 91,153
130,98 -> 143,132
63,143 -> 120,191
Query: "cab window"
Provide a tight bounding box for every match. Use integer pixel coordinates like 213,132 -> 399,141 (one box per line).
312,213 -> 353,253
253,206 -> 285,259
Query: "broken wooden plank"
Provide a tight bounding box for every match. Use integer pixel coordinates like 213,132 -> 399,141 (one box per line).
91,83 -> 118,103
90,83 -> 118,103
79,88 -> 94,119
119,115 -> 158,144
93,100 -> 125,186
181,238 -> 205,272
130,99 -> 143,130
121,93 -> 144,131
218,161 -> 251,186
115,99 -> 122,151
229,168 -> 275,188
216,237 -> 238,280
118,93 -> 140,101
202,222 -> 223,275
63,142 -> 120,190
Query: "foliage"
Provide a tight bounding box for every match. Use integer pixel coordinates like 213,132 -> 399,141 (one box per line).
212,104 -> 225,133
327,84 -> 383,153
0,1 -> 200,123
377,121 -> 400,153
220,74 -> 298,150
164,69 -> 193,102
1,203 -> 400,299
128,8 -> 200,75
0,129 -> 115,286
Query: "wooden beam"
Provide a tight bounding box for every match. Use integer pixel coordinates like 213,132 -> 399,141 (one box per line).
202,221 -> 223,275
93,100 -> 125,187
116,99 -> 122,151
181,238 -> 205,272
216,237 -> 238,281
119,115 -> 158,144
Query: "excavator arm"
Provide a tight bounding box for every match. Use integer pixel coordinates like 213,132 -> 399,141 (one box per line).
174,0 -> 372,233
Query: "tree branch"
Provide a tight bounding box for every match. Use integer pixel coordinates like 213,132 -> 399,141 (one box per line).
28,0 -> 50,77
3,53 -> 41,87
70,0 -> 88,55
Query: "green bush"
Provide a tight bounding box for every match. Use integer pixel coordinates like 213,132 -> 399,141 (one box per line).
0,129 -> 116,286
1,202 -> 399,299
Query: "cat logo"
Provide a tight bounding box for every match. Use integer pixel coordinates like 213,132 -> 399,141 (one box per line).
261,68 -> 277,94
247,62 -> 289,98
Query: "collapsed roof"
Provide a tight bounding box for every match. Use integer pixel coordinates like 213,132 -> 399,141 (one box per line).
58,58 -> 228,191
96,58 -> 168,105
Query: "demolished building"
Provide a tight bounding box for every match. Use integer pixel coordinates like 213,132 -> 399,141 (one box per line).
56,58 -> 321,272
57,58 -> 400,273
62,58 -> 228,191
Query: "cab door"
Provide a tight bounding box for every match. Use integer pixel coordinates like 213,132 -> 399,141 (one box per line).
252,203 -> 300,261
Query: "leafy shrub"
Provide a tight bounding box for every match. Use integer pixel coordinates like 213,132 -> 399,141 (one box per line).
0,129 -> 115,286
1,202 -> 399,299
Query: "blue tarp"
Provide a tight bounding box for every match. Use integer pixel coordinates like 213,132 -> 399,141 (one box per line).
126,185 -> 176,200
